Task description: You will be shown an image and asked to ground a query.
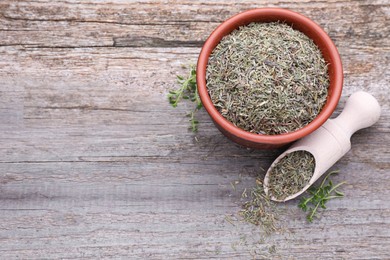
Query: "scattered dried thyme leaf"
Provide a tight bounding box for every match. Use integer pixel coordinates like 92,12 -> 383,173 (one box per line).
206,22 -> 329,135
239,179 -> 279,234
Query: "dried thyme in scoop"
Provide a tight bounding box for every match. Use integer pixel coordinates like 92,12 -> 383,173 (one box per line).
267,150 -> 315,200
206,22 -> 329,135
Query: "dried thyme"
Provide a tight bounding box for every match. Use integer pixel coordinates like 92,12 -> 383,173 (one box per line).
267,151 -> 315,201
239,179 -> 279,234
206,22 -> 329,135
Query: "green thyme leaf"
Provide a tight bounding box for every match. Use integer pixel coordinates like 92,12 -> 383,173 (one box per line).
298,170 -> 346,222
168,65 -> 203,132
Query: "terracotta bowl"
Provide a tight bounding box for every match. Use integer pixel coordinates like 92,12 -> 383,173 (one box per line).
197,8 -> 343,149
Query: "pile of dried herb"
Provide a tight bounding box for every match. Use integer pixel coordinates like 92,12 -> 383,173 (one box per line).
239,179 -> 279,234
206,22 -> 329,135
267,150 -> 315,201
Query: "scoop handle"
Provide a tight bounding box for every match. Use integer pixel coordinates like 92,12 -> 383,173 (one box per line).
332,91 -> 381,138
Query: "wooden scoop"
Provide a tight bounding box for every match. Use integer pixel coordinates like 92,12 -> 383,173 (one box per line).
264,91 -> 381,202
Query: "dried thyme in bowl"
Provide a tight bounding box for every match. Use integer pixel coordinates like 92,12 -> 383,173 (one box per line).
206,22 -> 329,135
267,150 -> 315,201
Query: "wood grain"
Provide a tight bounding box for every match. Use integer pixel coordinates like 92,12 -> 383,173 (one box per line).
0,0 -> 389,259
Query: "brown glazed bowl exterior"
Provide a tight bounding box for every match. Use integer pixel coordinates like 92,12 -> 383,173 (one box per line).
197,8 -> 343,149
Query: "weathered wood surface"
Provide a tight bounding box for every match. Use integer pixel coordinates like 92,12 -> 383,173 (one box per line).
0,0 -> 389,259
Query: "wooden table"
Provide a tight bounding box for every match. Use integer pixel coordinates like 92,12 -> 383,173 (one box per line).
1,1 -> 389,259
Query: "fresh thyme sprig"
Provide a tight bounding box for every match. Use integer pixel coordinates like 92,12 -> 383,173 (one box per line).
187,111 -> 199,132
298,170 -> 346,222
168,66 -> 202,132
